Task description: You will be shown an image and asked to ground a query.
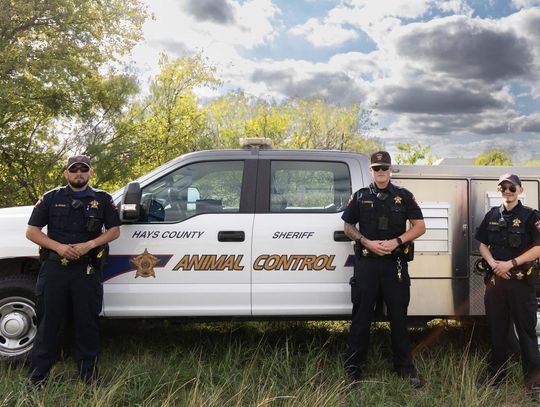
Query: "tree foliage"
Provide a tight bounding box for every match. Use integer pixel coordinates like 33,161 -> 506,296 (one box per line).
395,144 -> 436,165
206,92 -> 382,154
0,0 -> 148,206
126,54 -> 221,177
1,21 -> 382,207
475,150 -> 513,166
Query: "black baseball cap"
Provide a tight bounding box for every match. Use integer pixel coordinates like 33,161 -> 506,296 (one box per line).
370,151 -> 392,167
498,173 -> 521,186
66,155 -> 91,169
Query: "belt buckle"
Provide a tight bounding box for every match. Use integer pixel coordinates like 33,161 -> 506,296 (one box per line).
60,258 -> 69,266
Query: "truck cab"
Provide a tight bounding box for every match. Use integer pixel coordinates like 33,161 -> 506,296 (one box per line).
0,144 -> 370,360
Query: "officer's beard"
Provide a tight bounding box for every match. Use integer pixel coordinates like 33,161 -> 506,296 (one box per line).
68,178 -> 89,189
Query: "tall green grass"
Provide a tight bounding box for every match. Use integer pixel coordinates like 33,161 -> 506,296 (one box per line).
0,320 -> 535,406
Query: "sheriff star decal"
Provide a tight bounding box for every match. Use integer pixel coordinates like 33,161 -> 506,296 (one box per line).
131,249 -> 159,278
90,200 -> 99,209
512,218 -> 521,227
394,196 -> 402,204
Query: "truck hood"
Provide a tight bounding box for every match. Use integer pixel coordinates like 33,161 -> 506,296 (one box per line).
0,206 -> 39,259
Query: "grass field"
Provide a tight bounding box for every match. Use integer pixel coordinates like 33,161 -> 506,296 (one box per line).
0,319 -> 537,406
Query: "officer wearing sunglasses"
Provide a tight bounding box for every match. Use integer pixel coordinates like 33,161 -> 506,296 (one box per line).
475,173 -> 540,400
341,151 -> 426,388
25,155 -> 121,386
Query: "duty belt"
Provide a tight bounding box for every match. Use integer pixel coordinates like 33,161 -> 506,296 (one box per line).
46,251 -> 90,266
355,245 -> 398,259
509,265 -> 534,280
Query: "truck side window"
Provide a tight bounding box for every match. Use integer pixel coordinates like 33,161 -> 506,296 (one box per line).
140,161 -> 244,223
270,161 -> 351,213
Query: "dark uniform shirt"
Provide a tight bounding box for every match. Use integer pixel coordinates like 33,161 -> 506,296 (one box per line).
28,185 -> 121,244
475,201 -> 540,261
342,182 -> 423,239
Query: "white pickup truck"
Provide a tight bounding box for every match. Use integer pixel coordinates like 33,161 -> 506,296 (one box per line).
1,142 -> 539,360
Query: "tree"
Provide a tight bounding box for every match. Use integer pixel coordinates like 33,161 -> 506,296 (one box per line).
286,99 -> 381,153
475,150 -> 513,166
126,54 -> 221,177
206,94 -> 383,154
0,0 -> 148,206
207,92 -> 291,148
395,144 -> 436,165
519,160 -> 540,167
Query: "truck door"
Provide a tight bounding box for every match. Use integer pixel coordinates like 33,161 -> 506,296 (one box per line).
103,159 -> 255,317
251,159 -> 355,316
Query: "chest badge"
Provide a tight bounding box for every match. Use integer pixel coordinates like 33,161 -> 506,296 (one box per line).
131,249 -> 159,278
90,200 -> 99,209
512,218 -> 521,227
394,196 -> 402,204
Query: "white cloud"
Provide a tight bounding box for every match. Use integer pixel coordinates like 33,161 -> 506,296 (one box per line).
434,0 -> 473,15
128,1 -> 540,160
289,17 -> 358,47
345,0 -> 432,20
511,113 -> 540,132
512,0 -> 540,8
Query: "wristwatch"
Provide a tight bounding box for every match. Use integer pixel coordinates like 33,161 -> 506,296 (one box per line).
511,258 -> 518,268
396,237 -> 403,246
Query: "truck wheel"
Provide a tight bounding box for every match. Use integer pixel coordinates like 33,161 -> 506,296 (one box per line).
0,275 -> 37,362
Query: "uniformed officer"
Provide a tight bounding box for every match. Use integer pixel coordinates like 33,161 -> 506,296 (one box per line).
342,151 -> 426,387
26,155 -> 121,385
475,173 -> 540,398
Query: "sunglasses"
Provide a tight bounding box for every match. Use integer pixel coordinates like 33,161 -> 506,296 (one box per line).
372,165 -> 390,172
68,165 -> 90,173
499,185 -> 517,193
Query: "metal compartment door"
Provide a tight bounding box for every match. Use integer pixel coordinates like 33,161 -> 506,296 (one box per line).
392,178 -> 468,316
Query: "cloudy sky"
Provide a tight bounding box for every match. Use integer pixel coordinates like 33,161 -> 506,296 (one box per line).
131,0 -> 540,162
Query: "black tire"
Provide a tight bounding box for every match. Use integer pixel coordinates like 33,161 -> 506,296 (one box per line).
0,274 -> 37,363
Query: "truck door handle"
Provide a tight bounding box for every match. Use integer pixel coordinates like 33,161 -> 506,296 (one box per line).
218,231 -> 245,242
333,231 -> 351,242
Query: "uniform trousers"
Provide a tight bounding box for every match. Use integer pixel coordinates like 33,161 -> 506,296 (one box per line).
345,257 -> 415,375
29,260 -> 103,383
484,276 -> 540,384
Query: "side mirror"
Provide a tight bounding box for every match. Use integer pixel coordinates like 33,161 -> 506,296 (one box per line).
121,182 -> 141,222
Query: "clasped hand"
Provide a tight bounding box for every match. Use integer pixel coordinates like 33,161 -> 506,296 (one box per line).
365,239 -> 399,256
56,241 -> 94,260
491,260 -> 512,279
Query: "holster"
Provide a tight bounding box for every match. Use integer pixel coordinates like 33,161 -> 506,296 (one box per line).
91,245 -> 109,271
394,242 -> 414,262
521,260 -> 540,286
38,247 -> 48,264
349,276 -> 361,304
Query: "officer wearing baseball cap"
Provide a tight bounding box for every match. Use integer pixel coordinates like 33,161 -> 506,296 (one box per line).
341,150 -> 426,387
26,155 -> 121,385
475,173 -> 540,400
